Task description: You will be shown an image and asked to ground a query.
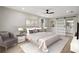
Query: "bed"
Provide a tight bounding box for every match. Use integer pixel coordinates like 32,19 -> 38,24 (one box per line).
26,31 -> 61,52
27,29 -> 60,52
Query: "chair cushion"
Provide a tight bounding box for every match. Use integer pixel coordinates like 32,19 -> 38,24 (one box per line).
4,38 -> 17,47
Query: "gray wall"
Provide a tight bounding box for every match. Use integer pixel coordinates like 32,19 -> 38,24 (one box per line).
0,7 -> 41,34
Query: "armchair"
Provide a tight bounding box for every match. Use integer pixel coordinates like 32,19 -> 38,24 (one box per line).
0,31 -> 18,51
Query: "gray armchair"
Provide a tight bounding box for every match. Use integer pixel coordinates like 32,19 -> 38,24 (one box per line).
0,31 -> 18,51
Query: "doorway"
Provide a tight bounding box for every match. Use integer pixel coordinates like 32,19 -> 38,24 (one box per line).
66,19 -> 74,36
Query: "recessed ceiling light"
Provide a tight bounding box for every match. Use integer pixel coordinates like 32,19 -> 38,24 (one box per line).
66,10 -> 74,14
22,8 -> 25,10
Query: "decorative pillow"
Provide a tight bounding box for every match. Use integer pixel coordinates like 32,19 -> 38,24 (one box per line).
29,30 -> 34,33
34,29 -> 38,33
0,31 -> 9,41
8,32 -> 14,38
38,29 -> 42,32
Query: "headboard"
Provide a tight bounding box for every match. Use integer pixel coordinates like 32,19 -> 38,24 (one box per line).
26,27 -> 42,35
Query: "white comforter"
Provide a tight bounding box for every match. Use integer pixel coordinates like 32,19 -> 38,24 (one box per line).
26,32 -> 59,52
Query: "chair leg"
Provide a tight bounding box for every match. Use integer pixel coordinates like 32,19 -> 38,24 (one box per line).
5,47 -> 7,52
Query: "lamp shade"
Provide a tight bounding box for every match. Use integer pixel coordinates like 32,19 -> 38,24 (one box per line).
18,28 -> 23,31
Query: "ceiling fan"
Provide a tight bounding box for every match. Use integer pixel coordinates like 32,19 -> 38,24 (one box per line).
45,9 -> 54,14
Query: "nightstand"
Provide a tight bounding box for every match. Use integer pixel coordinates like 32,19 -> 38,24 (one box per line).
17,35 -> 26,43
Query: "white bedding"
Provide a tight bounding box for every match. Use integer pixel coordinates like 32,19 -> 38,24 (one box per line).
26,32 -> 60,52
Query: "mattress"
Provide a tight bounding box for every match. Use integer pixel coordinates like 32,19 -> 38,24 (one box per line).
26,32 -> 60,52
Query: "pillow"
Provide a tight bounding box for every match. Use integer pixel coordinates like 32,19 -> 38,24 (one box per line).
38,29 -> 42,32
29,30 -> 34,33
29,29 -> 38,33
34,29 -> 38,33
0,31 -> 9,41
8,32 -> 14,38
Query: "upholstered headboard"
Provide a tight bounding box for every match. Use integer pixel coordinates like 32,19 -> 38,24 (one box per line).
26,27 -> 42,35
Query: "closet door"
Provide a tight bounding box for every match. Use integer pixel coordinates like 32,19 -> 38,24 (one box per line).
56,18 -> 66,35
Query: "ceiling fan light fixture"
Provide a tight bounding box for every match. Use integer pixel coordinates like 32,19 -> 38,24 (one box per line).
45,9 -> 54,14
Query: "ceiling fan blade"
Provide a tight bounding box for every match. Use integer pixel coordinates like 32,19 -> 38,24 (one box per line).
50,12 -> 54,14
46,12 -> 54,14
45,9 -> 54,14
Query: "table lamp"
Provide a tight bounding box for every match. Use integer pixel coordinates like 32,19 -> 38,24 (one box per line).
18,27 -> 24,35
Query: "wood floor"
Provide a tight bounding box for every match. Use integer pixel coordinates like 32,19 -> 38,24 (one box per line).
0,43 -> 24,53
61,36 -> 73,53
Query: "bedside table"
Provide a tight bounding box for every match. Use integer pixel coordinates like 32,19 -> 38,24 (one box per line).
17,35 -> 26,43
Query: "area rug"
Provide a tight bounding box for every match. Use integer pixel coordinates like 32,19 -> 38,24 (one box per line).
20,36 -> 71,53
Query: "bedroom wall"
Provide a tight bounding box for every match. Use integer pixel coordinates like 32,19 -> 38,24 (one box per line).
0,7 -> 42,35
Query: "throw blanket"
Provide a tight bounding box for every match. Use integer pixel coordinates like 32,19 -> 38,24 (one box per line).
39,38 -> 48,52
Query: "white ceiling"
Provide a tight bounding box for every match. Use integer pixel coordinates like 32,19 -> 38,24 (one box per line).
6,6 -> 79,18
